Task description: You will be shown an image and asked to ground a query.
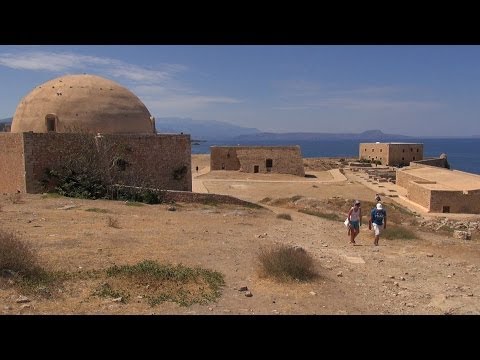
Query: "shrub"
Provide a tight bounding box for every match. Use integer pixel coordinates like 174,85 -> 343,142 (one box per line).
277,213 -> 292,221
107,217 -> 120,228
0,230 -> 40,277
259,244 -> 317,282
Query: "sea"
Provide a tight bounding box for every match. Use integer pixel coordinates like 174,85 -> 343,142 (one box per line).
191,138 -> 480,175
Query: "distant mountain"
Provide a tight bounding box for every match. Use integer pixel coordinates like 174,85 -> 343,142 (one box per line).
234,129 -> 413,141
0,117 -> 12,123
155,117 -> 260,140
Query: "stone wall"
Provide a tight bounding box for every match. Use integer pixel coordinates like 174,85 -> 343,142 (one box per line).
113,185 -> 262,208
211,146 -> 305,176
359,143 -> 423,166
0,133 -> 26,193
404,181 -> 433,209
430,189 -> 480,214
210,147 -> 241,170
359,143 -> 390,165
410,158 -> 448,168
20,132 -> 191,193
396,168 -> 421,189
397,166 -> 480,213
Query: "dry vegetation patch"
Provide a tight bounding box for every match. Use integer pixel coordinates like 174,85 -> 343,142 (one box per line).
258,245 -> 318,282
98,260 -> 225,306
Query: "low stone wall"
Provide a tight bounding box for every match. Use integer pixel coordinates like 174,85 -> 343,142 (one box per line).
111,185 -> 262,208
410,158 -> 448,168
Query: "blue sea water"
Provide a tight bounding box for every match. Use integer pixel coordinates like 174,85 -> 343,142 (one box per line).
191,138 -> 480,175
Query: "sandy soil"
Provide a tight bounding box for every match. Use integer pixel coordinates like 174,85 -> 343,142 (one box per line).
0,155 -> 479,315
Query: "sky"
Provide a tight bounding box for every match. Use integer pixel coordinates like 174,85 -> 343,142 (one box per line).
0,45 -> 479,137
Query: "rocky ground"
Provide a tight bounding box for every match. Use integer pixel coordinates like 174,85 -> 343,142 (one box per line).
0,155 -> 479,315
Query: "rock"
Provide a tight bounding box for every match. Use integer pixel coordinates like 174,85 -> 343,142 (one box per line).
16,295 -> 30,303
309,291 -> 317,296
57,204 -> 77,210
426,253 -> 434,257
453,230 -> 472,240
167,205 -> 176,211
336,271 -> 343,277
238,286 -> 248,292
112,297 -> 123,303
245,291 -> 253,297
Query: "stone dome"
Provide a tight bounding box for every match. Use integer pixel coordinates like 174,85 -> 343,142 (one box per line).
11,74 -> 155,134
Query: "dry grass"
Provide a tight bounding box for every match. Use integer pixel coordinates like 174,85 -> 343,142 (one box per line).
106,216 -> 120,228
0,230 -> 40,276
382,225 -> 418,240
258,244 -> 317,282
99,260 -> 225,306
8,193 -> 22,204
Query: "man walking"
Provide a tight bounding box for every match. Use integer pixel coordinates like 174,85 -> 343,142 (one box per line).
369,203 -> 386,246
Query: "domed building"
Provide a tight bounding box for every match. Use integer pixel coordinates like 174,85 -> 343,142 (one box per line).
12,74 -> 155,134
0,74 -> 191,194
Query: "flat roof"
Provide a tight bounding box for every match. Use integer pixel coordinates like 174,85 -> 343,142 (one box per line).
401,166 -> 480,191
360,142 -> 423,145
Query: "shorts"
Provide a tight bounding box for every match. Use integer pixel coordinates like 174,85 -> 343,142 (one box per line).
373,223 -> 383,236
349,220 -> 359,230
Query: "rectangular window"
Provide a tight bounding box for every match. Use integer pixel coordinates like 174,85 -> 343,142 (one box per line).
46,117 -> 56,132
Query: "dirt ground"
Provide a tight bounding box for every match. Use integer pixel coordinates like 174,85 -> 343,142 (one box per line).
1,155 -> 479,315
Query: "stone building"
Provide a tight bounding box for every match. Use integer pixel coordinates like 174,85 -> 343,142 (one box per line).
0,74 -> 191,194
359,142 -> 423,166
210,146 -> 305,176
396,164 -> 480,214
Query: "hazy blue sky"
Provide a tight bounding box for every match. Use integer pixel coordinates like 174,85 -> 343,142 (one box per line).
1,45 -> 479,136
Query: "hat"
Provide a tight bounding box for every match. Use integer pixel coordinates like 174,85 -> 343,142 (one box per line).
354,200 -> 361,205
376,203 -> 383,210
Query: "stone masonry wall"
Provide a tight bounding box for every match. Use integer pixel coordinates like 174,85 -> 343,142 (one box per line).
22,133 -> 191,193
410,158 -> 447,168
211,146 -> 305,176
396,169 -> 422,189
210,147 -> 241,170
430,189 -> 480,214
397,166 -> 480,213
404,181 -> 432,209
359,143 -> 423,166
0,133 -> 26,193
359,143 -> 390,164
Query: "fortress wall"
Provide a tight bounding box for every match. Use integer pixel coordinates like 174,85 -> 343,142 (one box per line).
430,190 -> 480,214
410,158 -> 447,168
359,143 -> 423,166
210,147 -> 241,170
359,143 -> 390,164
0,133 -> 26,193
23,133 -> 191,193
211,146 -> 304,176
404,181 -> 432,209
396,169 -> 424,189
